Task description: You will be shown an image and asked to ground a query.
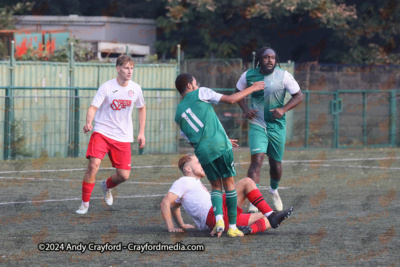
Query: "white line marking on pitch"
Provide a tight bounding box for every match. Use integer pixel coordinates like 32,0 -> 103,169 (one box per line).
0,177 -> 175,185
0,157 -> 398,174
307,164 -> 400,170
0,195 -> 165,205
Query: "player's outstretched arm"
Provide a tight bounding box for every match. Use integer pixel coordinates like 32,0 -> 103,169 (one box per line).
235,88 -> 258,119
161,192 -> 186,232
220,81 -> 265,104
83,105 -> 98,133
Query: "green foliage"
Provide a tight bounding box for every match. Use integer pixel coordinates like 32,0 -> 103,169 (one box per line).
0,2 -> 33,29
10,119 -> 33,159
1,0 -> 399,64
155,0 -> 399,64
0,1 -> 33,59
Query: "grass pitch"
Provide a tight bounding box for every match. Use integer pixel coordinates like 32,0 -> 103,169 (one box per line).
0,148 -> 399,266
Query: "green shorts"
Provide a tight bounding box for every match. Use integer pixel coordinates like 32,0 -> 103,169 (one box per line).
202,150 -> 236,181
249,123 -> 286,162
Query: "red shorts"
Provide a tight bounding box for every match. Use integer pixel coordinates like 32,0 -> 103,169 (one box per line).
205,194 -> 251,231
86,132 -> 131,170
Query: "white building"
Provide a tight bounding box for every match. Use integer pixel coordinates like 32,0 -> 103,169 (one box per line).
14,15 -> 156,61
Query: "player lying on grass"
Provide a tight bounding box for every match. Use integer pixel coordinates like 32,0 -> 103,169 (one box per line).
160,154 -> 293,236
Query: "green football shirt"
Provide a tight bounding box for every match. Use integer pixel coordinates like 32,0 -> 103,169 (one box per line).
236,67 -> 300,131
175,87 -> 232,165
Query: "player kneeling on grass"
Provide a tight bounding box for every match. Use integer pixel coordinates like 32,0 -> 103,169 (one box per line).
160,154 -> 293,236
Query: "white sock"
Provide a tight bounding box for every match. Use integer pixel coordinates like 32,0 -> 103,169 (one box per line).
216,214 -> 223,221
82,201 -> 89,207
229,224 -> 237,230
269,186 -> 277,194
265,211 -> 273,217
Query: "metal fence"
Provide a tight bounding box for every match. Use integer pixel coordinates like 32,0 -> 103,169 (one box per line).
1,44 -> 399,160
0,42 -> 179,160
288,90 -> 399,149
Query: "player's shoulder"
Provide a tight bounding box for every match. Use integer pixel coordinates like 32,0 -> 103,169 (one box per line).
128,80 -> 142,90
239,70 -> 249,76
246,68 -> 262,78
172,176 -> 193,187
199,86 -> 213,93
275,67 -> 288,75
178,176 -> 197,183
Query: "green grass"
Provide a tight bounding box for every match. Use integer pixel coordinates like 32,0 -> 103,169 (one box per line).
0,148 -> 399,266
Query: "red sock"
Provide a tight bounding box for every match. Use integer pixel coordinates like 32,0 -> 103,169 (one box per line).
247,189 -> 273,214
106,177 -> 118,189
82,181 -> 95,202
250,218 -> 267,234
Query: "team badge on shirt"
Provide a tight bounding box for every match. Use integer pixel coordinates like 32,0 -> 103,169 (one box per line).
128,90 -> 134,97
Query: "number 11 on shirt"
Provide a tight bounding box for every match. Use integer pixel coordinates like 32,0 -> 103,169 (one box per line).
181,108 -> 204,132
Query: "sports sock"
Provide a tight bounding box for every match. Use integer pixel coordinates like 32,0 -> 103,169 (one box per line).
247,189 -> 273,215
82,181 -> 95,202
225,190 -> 238,226
211,190 -> 223,220
106,177 -> 118,189
229,224 -> 237,230
270,178 -> 280,190
250,218 -> 267,234
256,183 -> 259,188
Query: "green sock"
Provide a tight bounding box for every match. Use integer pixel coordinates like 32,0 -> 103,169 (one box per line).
225,190 -> 238,225
270,178 -> 280,190
256,183 -> 259,188
211,190 -> 223,218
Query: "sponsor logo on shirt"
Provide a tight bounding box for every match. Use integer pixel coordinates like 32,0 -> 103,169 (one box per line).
113,90 -> 118,93
110,99 -> 132,110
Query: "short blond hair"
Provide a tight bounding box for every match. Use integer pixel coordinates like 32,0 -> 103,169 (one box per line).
116,55 -> 134,67
178,154 -> 194,174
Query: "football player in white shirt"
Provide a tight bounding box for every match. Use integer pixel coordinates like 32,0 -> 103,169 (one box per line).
161,154 -> 293,235
76,55 -> 146,215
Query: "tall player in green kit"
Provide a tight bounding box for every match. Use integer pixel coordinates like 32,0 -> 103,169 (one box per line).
175,73 -> 265,237
236,47 -> 303,212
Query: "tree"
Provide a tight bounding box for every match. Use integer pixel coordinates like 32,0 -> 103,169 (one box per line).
0,1 -> 33,58
338,0 -> 400,64
155,0 -> 400,64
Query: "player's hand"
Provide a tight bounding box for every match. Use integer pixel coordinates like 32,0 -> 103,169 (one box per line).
230,139 -> 239,149
83,124 -> 93,134
245,109 -> 258,120
210,229 -> 222,238
251,81 -> 265,91
168,227 -> 184,233
182,224 -> 195,229
137,133 -> 146,149
270,107 -> 285,119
